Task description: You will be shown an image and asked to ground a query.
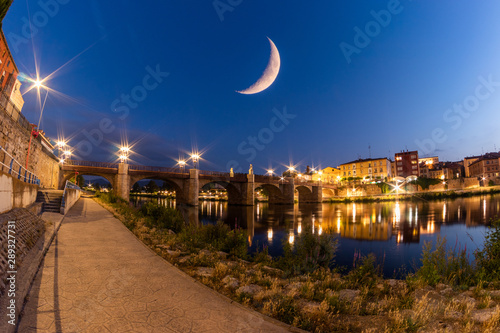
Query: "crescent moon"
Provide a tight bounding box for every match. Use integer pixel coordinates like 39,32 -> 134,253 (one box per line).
236,37 -> 281,95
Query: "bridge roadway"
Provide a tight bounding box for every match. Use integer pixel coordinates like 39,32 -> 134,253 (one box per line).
60,161 -> 337,205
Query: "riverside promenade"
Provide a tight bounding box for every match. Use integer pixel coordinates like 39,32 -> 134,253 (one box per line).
18,197 -> 296,332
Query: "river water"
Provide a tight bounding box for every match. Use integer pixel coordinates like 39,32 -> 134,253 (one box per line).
131,194 -> 500,277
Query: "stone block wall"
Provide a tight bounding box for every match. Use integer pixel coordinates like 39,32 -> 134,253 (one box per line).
0,108 -> 59,188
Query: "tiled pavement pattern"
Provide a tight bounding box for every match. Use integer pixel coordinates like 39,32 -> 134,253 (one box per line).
18,198 -> 295,333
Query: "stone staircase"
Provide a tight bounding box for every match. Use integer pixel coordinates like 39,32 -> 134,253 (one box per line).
36,190 -> 64,213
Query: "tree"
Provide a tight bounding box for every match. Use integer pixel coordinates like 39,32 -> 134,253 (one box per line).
132,183 -> 141,193
93,182 -> 101,191
76,175 -> 84,187
161,181 -> 170,191
145,180 -> 159,194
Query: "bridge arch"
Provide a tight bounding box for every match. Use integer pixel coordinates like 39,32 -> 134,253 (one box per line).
295,185 -> 313,203
129,175 -> 187,203
256,183 -> 288,204
322,188 -> 336,199
199,180 -> 244,205
60,171 -> 115,190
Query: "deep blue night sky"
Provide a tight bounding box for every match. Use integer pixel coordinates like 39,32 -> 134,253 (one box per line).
3,1 -> 500,174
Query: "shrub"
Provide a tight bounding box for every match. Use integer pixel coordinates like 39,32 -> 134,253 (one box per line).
417,236 -> 476,286
475,218 -> 500,282
179,221 -> 248,258
276,228 -> 338,276
263,295 -> 298,324
140,201 -> 184,233
346,253 -> 380,289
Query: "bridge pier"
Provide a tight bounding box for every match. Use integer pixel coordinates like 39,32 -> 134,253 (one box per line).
187,169 -> 199,206
115,163 -> 130,201
277,177 -> 295,204
241,174 -> 255,205
309,185 -> 323,203
177,169 -> 199,206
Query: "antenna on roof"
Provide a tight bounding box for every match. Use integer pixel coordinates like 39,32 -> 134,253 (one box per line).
368,145 -> 371,159
495,144 -> 497,152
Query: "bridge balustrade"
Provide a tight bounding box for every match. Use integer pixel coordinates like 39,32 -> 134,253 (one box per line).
64,160 -> 120,169
128,164 -> 187,174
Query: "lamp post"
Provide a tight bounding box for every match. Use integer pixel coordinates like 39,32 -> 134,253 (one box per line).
178,160 -> 186,173
25,124 -> 40,168
56,140 -> 66,158
119,146 -> 130,163
63,150 -> 72,161
267,169 -> 274,178
191,154 -> 200,169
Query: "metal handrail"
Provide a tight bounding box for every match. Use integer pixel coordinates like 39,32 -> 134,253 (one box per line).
0,145 -> 40,185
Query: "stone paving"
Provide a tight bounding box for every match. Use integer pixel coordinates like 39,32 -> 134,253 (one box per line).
18,197 -> 297,332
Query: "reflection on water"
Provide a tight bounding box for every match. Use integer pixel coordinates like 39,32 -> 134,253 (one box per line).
131,195 -> 500,277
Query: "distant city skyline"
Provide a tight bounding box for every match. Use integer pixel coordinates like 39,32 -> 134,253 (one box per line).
3,1 -> 500,173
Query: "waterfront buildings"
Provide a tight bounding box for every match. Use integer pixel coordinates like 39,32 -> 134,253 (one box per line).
464,155 -> 482,178
468,152 -> 500,181
0,30 -> 18,98
338,157 -> 392,181
394,150 -> 419,178
311,167 -> 341,184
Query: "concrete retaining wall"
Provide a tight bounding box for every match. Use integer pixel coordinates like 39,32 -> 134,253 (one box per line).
0,171 -> 38,214
61,188 -> 81,214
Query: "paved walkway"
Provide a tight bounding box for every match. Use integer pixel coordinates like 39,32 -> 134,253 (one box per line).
18,197 -> 294,333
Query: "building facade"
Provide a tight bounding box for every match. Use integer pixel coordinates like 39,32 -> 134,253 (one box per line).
312,167 -> 341,184
0,30 -> 19,101
468,153 -> 500,181
394,150 -> 419,177
463,155 -> 482,178
338,157 -> 392,180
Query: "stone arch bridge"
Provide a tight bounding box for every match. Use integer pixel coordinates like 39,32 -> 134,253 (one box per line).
61,161 -> 336,205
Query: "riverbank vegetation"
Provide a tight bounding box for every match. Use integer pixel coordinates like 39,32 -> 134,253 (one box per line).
95,192 -> 500,332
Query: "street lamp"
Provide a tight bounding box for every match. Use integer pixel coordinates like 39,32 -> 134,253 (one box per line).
178,160 -> 186,172
267,169 -> 274,177
63,150 -> 72,162
56,140 -> 66,157
119,146 -> 130,163
191,153 -> 200,169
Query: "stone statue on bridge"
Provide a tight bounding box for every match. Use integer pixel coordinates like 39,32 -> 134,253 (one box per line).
249,164 -> 253,175
230,168 -> 234,177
